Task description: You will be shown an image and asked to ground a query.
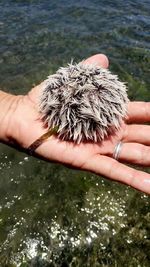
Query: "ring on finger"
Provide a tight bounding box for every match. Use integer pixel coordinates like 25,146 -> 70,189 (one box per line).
113,141 -> 123,160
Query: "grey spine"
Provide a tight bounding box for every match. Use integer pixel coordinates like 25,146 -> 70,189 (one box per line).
39,63 -> 128,143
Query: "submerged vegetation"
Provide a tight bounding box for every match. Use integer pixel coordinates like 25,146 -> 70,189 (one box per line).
0,151 -> 150,266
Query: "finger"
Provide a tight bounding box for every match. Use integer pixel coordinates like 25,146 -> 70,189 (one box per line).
116,142 -> 150,166
83,154 -> 150,194
126,102 -> 150,123
123,124 -> 150,145
83,54 -> 109,69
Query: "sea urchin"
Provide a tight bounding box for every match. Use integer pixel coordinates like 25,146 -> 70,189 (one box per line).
39,63 -> 128,144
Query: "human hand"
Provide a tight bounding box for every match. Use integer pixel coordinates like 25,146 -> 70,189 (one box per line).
3,54 -> 150,194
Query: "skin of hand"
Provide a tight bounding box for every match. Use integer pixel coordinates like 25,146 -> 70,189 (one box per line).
0,54 -> 150,194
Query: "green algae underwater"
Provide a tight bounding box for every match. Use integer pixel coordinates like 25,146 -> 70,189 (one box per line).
0,0 -> 150,266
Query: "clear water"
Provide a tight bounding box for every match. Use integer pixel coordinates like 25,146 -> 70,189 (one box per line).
0,0 -> 150,266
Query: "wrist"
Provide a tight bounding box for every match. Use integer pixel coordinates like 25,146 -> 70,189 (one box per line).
0,90 -> 23,144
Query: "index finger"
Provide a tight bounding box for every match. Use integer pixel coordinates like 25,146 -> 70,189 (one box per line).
126,102 -> 150,123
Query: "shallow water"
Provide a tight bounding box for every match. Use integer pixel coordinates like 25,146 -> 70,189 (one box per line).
0,0 -> 150,266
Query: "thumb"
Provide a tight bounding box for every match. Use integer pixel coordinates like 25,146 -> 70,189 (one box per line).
83,53 -> 109,69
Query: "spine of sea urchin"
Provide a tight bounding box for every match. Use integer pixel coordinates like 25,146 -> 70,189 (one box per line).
39,63 -> 129,143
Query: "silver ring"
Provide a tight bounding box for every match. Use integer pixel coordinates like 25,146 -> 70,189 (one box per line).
113,142 -> 123,160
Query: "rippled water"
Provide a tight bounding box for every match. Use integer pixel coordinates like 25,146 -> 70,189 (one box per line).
0,0 -> 150,266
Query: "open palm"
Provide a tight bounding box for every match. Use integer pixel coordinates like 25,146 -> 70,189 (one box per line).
10,54 -> 150,194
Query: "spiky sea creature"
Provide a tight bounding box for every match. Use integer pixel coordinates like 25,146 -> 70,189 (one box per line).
38,63 -> 128,144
